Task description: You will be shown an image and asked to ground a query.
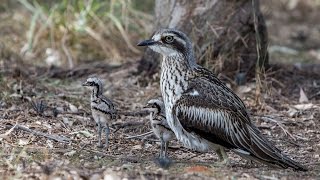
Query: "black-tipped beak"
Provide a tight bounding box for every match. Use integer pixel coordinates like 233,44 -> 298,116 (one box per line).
82,81 -> 89,86
143,104 -> 150,109
137,39 -> 156,46
143,105 -> 156,113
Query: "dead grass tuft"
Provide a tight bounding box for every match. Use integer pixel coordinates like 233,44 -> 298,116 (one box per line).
15,0 -> 154,67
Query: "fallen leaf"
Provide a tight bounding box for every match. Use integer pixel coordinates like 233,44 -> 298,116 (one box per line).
69,103 -> 78,113
64,150 -> 77,156
70,131 -> 94,138
287,107 -> 299,117
18,138 -> 29,146
293,103 -> 314,110
46,140 -> 53,148
185,166 -> 213,176
299,88 -> 309,103
236,84 -> 254,94
63,117 -> 73,126
132,145 -> 142,150
103,169 -> 121,180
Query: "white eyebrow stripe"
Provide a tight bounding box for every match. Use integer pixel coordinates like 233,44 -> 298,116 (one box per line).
159,32 -> 186,46
175,37 -> 186,46
152,34 -> 161,41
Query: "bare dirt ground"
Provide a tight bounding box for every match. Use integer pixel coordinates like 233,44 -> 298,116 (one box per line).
1,61 -> 320,179
1,1 -> 320,180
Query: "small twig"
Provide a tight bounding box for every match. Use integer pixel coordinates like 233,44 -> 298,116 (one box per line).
112,121 -> 146,132
309,91 -> 320,100
304,162 -> 320,166
257,116 -> 296,140
125,131 -> 153,139
141,133 -> 155,145
117,110 -> 150,117
185,153 -> 200,161
61,31 -> 73,69
6,124 -> 70,143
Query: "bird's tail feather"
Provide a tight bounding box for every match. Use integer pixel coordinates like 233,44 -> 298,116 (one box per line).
241,126 -> 308,171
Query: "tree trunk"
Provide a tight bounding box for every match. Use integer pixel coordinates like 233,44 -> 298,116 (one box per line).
137,0 -> 268,82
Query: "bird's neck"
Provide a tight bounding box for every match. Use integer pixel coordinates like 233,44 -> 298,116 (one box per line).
160,54 -> 191,104
91,86 -> 102,101
162,53 -> 194,69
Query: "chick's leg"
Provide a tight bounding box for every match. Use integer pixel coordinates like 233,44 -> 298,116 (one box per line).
104,123 -> 110,149
97,122 -> 103,148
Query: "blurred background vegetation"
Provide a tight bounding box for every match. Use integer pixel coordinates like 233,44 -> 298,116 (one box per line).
0,0 -> 155,68
0,0 -> 320,69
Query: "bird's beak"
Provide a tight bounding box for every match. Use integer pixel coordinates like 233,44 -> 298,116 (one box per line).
82,81 -> 89,86
143,104 -> 156,113
137,39 -> 157,46
143,104 -> 151,109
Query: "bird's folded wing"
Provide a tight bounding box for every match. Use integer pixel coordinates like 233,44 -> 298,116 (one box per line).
160,116 -> 173,131
173,75 -> 282,160
172,75 -> 252,147
93,102 -> 116,115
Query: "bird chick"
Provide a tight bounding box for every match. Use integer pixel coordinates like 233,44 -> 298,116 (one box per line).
82,77 -> 117,148
144,99 -> 174,159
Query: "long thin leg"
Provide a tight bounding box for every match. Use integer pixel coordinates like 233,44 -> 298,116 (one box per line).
97,122 -> 103,148
213,147 -> 229,166
160,138 -> 164,158
105,123 -> 110,149
164,141 -> 169,158
155,139 -> 173,169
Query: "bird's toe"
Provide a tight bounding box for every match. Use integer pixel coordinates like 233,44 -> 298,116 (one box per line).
154,157 -> 173,169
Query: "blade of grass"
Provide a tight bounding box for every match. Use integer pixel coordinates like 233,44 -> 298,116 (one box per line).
107,13 -> 140,53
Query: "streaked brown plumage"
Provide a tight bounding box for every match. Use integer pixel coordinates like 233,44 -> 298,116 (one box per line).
83,77 -> 117,148
145,99 -> 174,159
137,29 -> 307,171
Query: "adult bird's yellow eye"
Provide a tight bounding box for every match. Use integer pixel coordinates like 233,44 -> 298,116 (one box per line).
164,36 -> 174,43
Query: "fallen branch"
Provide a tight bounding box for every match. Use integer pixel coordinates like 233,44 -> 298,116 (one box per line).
6,124 -> 71,143
125,131 -> 153,139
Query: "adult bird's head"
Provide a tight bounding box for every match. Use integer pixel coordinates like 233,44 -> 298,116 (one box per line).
144,99 -> 165,115
137,29 -> 194,61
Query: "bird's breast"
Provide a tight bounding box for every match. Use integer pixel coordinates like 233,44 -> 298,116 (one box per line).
160,61 -> 189,104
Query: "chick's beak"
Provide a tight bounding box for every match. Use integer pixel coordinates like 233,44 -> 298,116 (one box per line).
143,104 -> 151,109
82,81 -> 89,86
137,39 -> 157,46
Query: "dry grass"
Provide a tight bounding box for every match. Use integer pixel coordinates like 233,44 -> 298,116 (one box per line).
7,0 -> 154,67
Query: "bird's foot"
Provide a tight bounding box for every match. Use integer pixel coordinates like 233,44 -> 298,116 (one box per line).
97,142 -> 105,148
154,156 -> 173,169
235,72 -> 247,86
97,143 -> 104,148
211,158 -> 230,167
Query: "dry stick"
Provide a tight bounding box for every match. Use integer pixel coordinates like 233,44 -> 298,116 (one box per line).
310,91 -> 320,100
117,110 -> 150,117
125,131 -> 154,139
6,124 -> 70,143
256,116 -> 296,140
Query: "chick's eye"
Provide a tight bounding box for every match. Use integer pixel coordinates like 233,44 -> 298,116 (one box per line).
164,36 -> 174,43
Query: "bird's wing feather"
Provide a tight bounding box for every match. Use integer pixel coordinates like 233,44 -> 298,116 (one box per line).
172,70 -> 304,169
93,95 -> 116,115
159,114 -> 172,130
172,76 -> 253,151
